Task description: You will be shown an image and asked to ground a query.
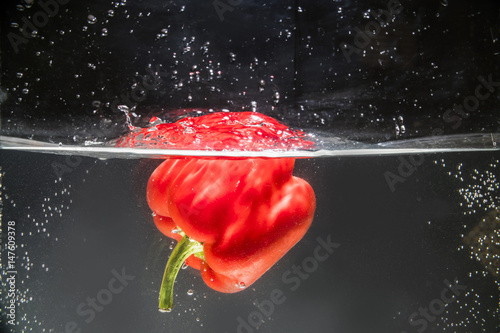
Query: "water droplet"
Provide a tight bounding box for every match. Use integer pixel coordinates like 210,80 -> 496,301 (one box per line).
237,282 -> 246,289
187,289 -> 194,295
11,22 -> 19,28
201,41 -> 210,54
159,308 -> 172,313
229,52 -> 236,63
88,15 -> 97,24
251,101 -> 257,112
156,28 -> 168,39
101,28 -> 108,36
259,80 -> 265,92
16,72 -> 23,78
108,9 -> 115,17
273,91 -> 280,104
22,88 -> 29,94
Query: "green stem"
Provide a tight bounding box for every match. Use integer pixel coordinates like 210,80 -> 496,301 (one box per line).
158,234 -> 203,312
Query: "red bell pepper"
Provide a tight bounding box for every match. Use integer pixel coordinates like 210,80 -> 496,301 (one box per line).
114,111 -> 315,151
119,112 -> 316,311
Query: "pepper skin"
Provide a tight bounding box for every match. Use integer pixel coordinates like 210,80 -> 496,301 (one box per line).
114,111 -> 315,151
148,157 -> 315,311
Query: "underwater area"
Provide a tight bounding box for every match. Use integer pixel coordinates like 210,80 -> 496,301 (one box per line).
1,0 -> 499,332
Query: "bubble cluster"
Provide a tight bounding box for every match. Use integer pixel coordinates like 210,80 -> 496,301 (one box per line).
462,209 -> 500,278
0,158 -> 94,331
435,159 -> 499,215
432,157 -> 500,331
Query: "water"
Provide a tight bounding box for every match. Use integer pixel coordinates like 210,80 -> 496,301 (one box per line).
1,149 -> 499,332
0,133 -> 498,159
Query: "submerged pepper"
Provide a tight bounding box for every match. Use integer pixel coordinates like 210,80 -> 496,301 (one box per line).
148,156 -> 315,311
121,112 -> 316,311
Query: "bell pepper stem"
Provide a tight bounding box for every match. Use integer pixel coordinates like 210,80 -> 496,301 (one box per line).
158,234 -> 203,312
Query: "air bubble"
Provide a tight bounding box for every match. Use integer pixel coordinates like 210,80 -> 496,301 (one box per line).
251,101 -> 257,112
273,91 -> 280,104
159,308 -> 172,313
156,28 -> 168,39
